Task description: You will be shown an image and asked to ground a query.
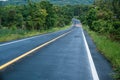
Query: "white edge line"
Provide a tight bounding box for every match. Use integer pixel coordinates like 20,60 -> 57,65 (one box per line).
0,30 -> 72,70
0,35 -> 40,47
81,28 -> 99,80
0,28 -> 70,47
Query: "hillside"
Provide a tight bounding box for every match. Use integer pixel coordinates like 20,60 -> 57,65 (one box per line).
0,0 -> 94,6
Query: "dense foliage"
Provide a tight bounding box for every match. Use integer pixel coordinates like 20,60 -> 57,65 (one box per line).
0,1 -> 73,31
79,0 -> 120,42
77,0 -> 120,79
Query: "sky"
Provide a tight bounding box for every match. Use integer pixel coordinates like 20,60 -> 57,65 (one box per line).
0,0 -> 8,1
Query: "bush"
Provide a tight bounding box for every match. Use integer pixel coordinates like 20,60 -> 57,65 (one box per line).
97,9 -> 113,20
26,21 -> 34,30
109,21 -> 120,41
10,25 -> 17,30
113,21 -> 120,29
113,67 -> 120,79
0,25 -> 2,29
86,8 -> 97,29
92,20 -> 113,33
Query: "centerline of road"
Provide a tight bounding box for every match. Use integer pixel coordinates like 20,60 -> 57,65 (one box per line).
0,30 -> 72,70
0,26 -> 100,80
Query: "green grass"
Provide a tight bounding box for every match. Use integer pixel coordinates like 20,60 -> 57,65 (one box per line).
0,25 -> 70,42
83,25 -> 120,80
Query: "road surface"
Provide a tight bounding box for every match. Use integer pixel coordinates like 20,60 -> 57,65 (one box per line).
0,23 -> 113,80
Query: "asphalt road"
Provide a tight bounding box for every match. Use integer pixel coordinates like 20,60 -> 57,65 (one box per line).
0,24 -> 113,80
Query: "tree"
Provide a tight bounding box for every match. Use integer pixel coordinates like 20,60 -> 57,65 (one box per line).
40,1 -> 55,29
112,0 -> 120,19
0,7 -> 2,28
86,7 -> 97,30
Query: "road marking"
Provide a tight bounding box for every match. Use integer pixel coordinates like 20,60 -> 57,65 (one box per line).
0,30 -> 72,70
81,27 -> 99,80
0,35 -> 42,47
0,30 -> 65,47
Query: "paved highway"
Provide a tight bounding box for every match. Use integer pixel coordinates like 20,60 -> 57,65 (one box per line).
0,22 -> 113,80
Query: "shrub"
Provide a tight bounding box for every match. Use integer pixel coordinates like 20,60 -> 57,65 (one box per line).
10,25 -> 17,30
92,20 -> 113,33
109,21 -> 120,41
86,8 -> 97,29
26,21 -> 34,30
0,25 -> 2,29
113,21 -> 120,29
97,9 -> 113,20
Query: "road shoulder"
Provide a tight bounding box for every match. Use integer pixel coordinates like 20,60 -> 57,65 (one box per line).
83,30 -> 113,80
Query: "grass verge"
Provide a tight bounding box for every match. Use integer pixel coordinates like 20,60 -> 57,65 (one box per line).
83,25 -> 120,80
0,25 -> 70,42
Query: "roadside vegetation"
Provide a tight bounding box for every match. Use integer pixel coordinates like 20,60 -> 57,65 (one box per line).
0,25 -> 70,42
77,0 -> 120,79
0,0 -> 91,43
0,1 -> 74,42
83,25 -> 120,79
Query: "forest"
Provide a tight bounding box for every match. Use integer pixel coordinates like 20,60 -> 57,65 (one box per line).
0,1 -> 74,37
83,0 -> 120,42
0,0 -> 77,43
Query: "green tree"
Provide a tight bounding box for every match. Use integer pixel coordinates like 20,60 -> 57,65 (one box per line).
15,13 -> 24,29
40,1 -> 55,29
86,7 -> 97,30
112,0 -> 120,19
